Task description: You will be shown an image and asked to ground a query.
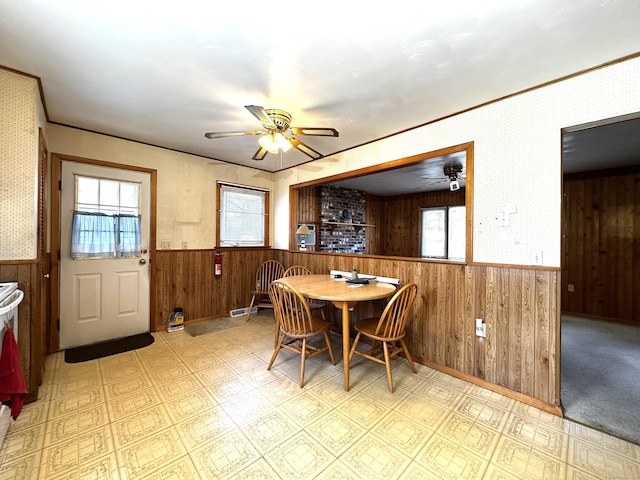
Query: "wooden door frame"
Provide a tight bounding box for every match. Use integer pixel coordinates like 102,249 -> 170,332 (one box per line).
48,153 -> 157,353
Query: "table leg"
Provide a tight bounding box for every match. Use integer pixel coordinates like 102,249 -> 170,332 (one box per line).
341,302 -> 351,391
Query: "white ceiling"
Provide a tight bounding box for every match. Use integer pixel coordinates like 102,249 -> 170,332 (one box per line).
1,0 -> 640,194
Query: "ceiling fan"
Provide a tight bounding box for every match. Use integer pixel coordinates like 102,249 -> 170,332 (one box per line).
443,164 -> 465,191
421,164 -> 466,191
204,105 -> 339,161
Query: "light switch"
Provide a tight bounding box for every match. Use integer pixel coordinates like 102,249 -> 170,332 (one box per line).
531,250 -> 543,265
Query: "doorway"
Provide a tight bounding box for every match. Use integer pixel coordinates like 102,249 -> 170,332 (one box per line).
49,154 -> 157,353
560,113 -> 640,444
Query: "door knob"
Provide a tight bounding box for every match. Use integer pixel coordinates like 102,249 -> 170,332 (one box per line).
139,259 -> 147,264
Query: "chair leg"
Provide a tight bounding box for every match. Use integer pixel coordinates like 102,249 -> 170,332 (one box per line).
348,332 -> 362,361
299,338 -> 307,388
246,294 -> 257,322
267,336 -> 284,371
274,321 -> 280,348
323,330 -> 336,365
382,341 -> 394,393
400,339 -> 417,373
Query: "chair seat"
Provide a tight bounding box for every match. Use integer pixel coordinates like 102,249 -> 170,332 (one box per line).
355,318 -> 405,342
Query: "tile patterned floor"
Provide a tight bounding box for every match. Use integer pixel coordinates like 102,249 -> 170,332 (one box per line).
1,312 -> 640,479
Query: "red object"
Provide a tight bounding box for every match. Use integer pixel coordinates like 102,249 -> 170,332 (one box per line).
0,328 -> 28,420
214,253 -> 222,277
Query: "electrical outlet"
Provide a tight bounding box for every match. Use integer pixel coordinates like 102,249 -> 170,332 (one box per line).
182,241 -> 188,249
568,284 -> 574,292
161,241 -> 171,249
475,318 -> 486,338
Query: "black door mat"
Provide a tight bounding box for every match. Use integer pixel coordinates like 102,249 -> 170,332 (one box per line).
64,332 -> 154,363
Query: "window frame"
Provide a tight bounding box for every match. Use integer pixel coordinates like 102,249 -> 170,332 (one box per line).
420,205 -> 466,261
216,182 -> 270,248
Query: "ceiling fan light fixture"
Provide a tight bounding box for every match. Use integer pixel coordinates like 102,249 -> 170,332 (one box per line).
274,132 -> 292,152
258,134 -> 280,154
258,132 -> 292,154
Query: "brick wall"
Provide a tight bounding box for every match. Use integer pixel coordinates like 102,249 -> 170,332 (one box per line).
318,185 -> 366,254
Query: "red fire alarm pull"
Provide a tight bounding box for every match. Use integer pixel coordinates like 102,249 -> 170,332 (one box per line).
214,253 -> 222,277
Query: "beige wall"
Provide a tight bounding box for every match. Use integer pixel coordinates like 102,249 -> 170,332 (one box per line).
0,69 -> 39,260
47,125 -> 275,250
274,56 -> 640,268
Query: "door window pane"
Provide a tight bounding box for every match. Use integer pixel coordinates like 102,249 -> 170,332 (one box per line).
99,179 -> 119,208
76,176 -> 99,205
120,182 -> 139,209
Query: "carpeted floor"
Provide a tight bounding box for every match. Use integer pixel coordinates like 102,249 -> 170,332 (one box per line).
64,332 -> 154,363
561,314 -> 640,445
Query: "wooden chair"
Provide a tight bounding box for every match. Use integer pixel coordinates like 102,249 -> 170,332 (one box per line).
246,260 -> 284,321
268,280 -> 336,387
348,283 -> 418,392
283,265 -> 327,320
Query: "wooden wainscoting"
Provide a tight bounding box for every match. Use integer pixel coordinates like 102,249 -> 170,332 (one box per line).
153,249 -> 275,332
0,261 -> 47,403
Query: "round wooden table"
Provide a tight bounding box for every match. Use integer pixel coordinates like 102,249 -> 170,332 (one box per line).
281,274 -> 396,391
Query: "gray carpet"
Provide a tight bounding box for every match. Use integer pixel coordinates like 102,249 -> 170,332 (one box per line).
561,315 -> 640,445
184,317 -> 238,337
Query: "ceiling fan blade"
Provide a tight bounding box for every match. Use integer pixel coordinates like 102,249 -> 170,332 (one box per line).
204,130 -> 264,139
290,127 -> 339,137
245,105 -> 277,129
252,146 -> 268,161
289,138 -> 322,160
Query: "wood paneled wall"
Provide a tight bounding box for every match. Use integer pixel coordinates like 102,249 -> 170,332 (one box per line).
152,249 -> 274,331
117,248 -> 560,409
0,261 -> 47,403
562,169 -> 640,324
366,194 -> 383,255
297,186 -> 318,224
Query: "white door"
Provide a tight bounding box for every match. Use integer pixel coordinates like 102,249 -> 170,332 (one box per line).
59,161 -> 150,349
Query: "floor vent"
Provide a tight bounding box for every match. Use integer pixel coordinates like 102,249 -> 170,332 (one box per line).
229,306 -> 258,318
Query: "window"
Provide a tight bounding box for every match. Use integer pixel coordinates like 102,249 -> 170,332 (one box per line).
217,182 -> 269,247
421,206 -> 465,260
71,175 -> 141,259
